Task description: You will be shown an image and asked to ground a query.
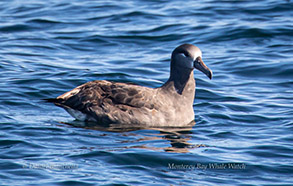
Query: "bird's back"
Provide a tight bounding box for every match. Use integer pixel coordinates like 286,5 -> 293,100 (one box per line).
47,80 -> 166,125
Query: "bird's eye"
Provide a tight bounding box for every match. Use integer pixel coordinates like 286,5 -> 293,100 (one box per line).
180,52 -> 189,58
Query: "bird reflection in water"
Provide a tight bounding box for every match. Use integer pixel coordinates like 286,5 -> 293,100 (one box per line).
59,120 -> 208,153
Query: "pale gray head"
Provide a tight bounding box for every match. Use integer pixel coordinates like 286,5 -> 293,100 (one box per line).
171,44 -> 212,79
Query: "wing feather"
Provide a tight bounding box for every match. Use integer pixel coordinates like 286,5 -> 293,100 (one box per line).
52,80 -> 157,117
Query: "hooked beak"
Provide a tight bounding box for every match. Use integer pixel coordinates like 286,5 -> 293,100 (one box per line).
194,57 -> 212,79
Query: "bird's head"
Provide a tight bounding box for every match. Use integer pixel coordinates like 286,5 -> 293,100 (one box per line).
171,44 -> 212,79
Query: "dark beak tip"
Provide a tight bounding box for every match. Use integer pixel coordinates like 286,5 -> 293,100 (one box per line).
194,58 -> 213,80
209,71 -> 213,80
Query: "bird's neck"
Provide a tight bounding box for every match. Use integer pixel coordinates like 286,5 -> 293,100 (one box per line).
161,65 -> 195,96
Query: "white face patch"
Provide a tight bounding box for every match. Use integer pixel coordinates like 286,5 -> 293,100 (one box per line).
193,50 -> 202,61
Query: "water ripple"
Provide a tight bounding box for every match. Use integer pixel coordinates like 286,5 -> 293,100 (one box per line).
0,0 -> 292,185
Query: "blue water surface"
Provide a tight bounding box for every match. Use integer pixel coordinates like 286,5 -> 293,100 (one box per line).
0,0 -> 292,185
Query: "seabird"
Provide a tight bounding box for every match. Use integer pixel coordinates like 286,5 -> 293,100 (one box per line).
46,44 -> 212,127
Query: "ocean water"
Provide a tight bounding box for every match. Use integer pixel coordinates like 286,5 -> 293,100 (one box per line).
0,0 -> 292,185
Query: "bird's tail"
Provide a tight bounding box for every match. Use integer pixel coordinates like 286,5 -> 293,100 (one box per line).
43,98 -> 63,103
43,98 -> 69,109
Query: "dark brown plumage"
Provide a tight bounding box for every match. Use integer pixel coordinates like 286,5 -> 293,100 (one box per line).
46,44 -> 212,127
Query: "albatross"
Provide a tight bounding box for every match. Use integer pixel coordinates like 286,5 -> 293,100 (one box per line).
46,44 -> 212,127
